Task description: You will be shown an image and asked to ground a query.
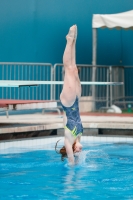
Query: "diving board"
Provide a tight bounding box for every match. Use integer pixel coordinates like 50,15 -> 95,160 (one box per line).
0,80 -> 123,87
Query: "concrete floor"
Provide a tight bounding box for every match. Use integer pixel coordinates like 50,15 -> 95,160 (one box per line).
0,112 -> 133,135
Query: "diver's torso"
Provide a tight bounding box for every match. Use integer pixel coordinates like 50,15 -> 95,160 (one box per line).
61,96 -> 83,137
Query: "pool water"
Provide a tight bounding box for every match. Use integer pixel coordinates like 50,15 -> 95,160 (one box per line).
0,142 -> 133,200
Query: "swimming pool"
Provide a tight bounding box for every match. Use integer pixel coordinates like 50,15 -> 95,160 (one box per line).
0,136 -> 133,199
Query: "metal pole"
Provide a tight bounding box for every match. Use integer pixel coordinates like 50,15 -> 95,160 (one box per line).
51,66 -> 54,100
91,28 -> 97,111
6,109 -> 9,118
53,64 -> 57,100
109,66 -> 113,106
106,68 -> 109,107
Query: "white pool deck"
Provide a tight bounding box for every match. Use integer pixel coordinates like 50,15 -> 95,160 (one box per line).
0,113 -> 133,134
0,113 -> 133,153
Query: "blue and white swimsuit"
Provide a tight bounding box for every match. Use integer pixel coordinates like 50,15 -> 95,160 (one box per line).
61,96 -> 83,138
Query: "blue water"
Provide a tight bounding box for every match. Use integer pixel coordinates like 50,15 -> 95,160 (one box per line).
0,143 -> 133,200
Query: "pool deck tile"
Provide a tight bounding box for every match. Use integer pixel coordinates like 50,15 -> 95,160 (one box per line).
1,135 -> 133,154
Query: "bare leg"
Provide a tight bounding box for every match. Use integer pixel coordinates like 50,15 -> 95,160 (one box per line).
71,25 -> 76,67
71,26 -> 81,98
60,25 -> 77,107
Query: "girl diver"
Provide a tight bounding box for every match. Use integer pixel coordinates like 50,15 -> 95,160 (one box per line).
56,25 -> 83,165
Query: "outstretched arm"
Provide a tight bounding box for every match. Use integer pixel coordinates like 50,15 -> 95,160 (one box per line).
64,137 -> 74,165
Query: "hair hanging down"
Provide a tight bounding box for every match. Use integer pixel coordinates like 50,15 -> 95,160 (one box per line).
55,140 -> 76,161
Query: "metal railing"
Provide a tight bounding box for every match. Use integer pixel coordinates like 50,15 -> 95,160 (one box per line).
0,62 -> 133,112
0,62 -> 53,100
53,64 -> 133,111
53,64 -> 115,109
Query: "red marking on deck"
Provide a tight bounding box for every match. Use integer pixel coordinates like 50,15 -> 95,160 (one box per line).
0,99 -> 54,108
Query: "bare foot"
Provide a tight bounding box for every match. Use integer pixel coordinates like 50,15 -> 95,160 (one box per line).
66,25 -> 77,40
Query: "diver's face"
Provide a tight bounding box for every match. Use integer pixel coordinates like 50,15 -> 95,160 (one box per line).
74,142 -> 82,153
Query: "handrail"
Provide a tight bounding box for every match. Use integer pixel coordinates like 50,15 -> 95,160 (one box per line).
0,62 -> 52,66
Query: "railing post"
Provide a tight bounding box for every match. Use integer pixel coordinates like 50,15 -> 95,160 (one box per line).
109,66 -> 113,106
51,65 -> 54,100
53,64 -> 57,100
106,68 -> 109,107
92,28 -> 97,111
